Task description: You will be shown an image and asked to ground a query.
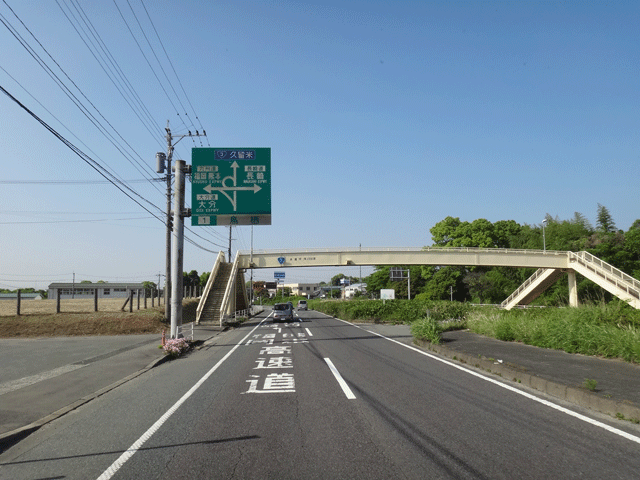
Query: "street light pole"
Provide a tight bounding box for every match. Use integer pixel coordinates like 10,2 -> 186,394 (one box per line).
542,218 -> 547,252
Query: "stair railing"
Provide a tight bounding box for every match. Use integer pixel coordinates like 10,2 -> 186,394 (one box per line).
219,253 -> 241,325
196,251 -> 225,324
501,267 -> 547,308
569,251 -> 640,300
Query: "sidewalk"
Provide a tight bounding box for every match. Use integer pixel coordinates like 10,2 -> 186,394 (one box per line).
0,325 -> 224,452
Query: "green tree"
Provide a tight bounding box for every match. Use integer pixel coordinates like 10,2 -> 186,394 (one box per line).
418,266 -> 465,301
430,216 -> 462,246
493,220 -> 522,248
183,270 -> 200,288
596,204 -> 616,233
142,281 -> 157,296
363,266 -> 391,293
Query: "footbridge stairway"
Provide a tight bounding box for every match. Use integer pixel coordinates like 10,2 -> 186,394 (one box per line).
196,252 -> 250,327
502,251 -> 640,310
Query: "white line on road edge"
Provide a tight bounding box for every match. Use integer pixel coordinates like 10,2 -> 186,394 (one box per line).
331,316 -> 640,446
0,364 -> 85,396
96,318 -> 267,480
324,358 -> 356,399
305,327 -> 313,336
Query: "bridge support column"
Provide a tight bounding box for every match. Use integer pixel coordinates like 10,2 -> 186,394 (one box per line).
568,270 -> 578,307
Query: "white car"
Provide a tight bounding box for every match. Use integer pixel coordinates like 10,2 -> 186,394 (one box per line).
297,300 -> 308,311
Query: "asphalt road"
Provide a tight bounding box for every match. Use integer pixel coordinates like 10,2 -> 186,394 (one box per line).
1,309 -> 639,479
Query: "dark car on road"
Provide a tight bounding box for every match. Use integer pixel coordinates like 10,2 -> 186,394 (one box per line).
273,303 -> 294,322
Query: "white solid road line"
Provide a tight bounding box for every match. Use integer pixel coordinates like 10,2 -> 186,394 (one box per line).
324,357 -> 356,400
96,318 -> 268,480
0,364 -> 85,396
331,316 -> 640,446
304,327 -> 313,336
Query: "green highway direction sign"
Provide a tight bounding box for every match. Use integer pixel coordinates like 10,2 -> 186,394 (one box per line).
191,147 -> 271,226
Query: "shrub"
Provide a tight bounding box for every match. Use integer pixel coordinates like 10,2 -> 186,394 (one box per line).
163,338 -> 190,358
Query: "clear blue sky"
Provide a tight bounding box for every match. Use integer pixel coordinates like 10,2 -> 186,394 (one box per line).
1,0 -> 638,290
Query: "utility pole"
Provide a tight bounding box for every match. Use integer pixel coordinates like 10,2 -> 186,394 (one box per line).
171,159 -> 191,338
250,225 -> 254,306
156,121 -> 206,324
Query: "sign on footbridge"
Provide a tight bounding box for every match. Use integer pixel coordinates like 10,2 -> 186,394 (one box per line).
191,147 -> 271,226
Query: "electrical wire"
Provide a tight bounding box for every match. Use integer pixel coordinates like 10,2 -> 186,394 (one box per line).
1,83 -> 165,221
57,0 -> 163,143
0,3 -> 164,195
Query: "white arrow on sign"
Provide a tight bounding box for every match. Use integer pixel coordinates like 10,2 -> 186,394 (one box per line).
203,184 -> 262,194
202,161 -> 262,211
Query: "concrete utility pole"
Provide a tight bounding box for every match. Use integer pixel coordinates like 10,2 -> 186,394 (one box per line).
171,159 -> 191,338
156,122 -> 206,324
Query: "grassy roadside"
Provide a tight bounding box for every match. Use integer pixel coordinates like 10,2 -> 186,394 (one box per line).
0,300 -> 199,338
311,298 -> 640,363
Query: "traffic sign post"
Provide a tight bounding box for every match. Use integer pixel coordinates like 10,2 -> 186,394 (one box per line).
191,148 -> 271,226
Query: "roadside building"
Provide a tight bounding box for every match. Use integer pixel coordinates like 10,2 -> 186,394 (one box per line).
282,283 -> 320,297
344,283 -> 367,299
47,282 -> 145,300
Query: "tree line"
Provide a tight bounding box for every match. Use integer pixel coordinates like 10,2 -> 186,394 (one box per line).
364,205 -> 640,306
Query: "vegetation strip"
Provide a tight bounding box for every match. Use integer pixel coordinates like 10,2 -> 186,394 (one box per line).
310,299 -> 640,363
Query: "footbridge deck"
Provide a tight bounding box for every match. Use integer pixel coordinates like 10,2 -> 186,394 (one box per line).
197,248 -> 639,326
236,247 -> 639,310
236,247 -> 570,270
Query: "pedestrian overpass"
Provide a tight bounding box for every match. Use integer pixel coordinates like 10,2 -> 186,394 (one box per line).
196,247 -> 640,326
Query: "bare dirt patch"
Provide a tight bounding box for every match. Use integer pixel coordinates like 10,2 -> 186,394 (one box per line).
0,298 -> 159,316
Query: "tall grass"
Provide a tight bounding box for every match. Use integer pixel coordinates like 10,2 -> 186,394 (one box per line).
466,302 -> 640,363
311,298 -> 640,363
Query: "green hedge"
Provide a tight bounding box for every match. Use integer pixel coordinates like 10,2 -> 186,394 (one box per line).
310,298 -> 471,324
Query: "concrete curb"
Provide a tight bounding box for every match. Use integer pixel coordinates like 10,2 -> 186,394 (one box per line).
413,338 -> 640,422
0,354 -> 170,453
0,329 -> 227,452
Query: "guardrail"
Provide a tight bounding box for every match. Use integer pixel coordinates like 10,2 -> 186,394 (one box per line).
229,305 -> 265,321
176,321 -> 194,341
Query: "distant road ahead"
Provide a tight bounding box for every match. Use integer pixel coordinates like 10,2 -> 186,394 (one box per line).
2,309 -> 639,479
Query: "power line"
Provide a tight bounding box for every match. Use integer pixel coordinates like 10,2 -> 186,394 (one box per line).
0,216 -> 153,225
139,0 -> 208,145
1,2 -> 165,197
0,83 -> 165,221
57,0 -> 162,142
0,179 -> 162,184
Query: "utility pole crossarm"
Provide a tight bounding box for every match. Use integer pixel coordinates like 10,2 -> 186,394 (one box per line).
160,122 -> 207,324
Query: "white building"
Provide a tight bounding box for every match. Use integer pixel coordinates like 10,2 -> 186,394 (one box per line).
48,282 -> 145,299
344,283 -> 367,299
282,283 -> 320,297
